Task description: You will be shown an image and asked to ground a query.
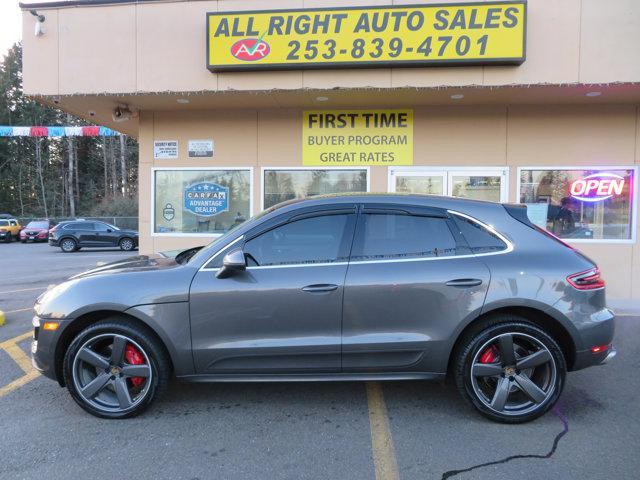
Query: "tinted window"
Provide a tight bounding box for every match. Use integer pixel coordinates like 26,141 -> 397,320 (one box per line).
244,214 -> 352,267
352,213 -> 456,261
64,222 -> 94,230
94,223 -> 110,232
451,215 -> 507,254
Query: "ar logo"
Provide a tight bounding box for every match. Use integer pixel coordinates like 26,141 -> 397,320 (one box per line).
163,203 -> 175,221
231,37 -> 271,62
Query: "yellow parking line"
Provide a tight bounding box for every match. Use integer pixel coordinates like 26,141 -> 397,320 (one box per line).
0,331 -> 33,350
0,370 -> 40,398
4,341 -> 34,373
366,382 -> 400,480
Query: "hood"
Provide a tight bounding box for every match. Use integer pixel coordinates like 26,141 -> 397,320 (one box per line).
70,254 -> 179,279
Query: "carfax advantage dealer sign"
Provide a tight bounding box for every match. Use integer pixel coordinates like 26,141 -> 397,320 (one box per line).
207,2 -> 526,71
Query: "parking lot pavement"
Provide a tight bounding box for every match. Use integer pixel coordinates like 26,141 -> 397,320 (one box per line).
1,242 -> 639,479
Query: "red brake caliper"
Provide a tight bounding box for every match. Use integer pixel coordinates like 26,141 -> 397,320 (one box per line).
479,345 -> 499,364
124,344 -> 146,387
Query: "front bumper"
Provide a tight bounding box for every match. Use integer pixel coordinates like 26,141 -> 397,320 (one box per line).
31,315 -> 70,384
48,237 -> 60,246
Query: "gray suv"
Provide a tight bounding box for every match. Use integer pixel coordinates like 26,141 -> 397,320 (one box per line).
31,195 -> 615,422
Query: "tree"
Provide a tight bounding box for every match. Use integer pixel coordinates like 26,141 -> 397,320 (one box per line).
0,43 -> 139,220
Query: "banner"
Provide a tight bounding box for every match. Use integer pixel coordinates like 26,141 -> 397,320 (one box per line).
302,110 -> 413,166
207,2 -> 526,71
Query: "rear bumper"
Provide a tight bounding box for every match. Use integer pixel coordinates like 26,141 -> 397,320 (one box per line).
570,307 -> 616,371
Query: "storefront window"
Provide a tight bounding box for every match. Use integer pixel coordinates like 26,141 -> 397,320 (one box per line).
395,175 -> 444,195
519,168 -> 636,241
451,174 -> 503,202
154,169 -> 251,234
263,169 -> 368,209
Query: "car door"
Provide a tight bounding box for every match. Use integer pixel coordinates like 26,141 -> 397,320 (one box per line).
75,222 -> 98,246
189,206 -> 357,374
342,205 -> 491,373
93,222 -> 119,246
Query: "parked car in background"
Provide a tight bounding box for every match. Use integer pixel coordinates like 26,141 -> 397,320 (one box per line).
0,218 -> 21,242
20,220 -> 53,243
32,194 -> 615,422
49,220 -> 138,252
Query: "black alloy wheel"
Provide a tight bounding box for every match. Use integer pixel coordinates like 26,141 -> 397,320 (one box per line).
63,319 -> 170,419
455,318 -> 566,423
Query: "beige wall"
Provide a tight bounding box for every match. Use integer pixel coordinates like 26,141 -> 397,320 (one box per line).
138,104 -> 640,300
22,0 -> 640,96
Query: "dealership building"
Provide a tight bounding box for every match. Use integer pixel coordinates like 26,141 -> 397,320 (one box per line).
20,0 -> 640,303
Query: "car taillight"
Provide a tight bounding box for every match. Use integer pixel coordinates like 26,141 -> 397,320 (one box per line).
567,267 -> 605,290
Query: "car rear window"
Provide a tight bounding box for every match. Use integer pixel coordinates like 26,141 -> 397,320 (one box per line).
450,214 -> 508,254
351,213 -> 457,261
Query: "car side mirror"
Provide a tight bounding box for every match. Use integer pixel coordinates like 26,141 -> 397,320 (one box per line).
216,249 -> 246,279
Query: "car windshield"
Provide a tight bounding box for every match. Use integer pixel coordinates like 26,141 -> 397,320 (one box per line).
27,221 -> 49,229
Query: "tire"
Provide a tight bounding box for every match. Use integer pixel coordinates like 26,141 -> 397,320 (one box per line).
60,238 -> 77,253
119,237 -> 135,252
63,318 -> 171,419
20,239 -> 26,244
454,315 -> 566,424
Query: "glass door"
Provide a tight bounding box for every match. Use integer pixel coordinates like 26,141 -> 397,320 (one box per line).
389,168 -> 508,202
448,169 -> 508,202
388,169 -> 446,196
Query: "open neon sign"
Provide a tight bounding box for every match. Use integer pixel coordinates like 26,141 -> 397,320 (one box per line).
570,173 -> 626,202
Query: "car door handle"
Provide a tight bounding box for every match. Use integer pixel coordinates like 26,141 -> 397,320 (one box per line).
302,284 -> 339,293
445,278 -> 483,287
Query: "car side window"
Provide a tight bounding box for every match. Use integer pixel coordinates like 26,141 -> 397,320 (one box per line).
451,214 -> 507,254
244,214 -> 353,267
351,213 -> 457,261
10,220 -> 17,226
94,223 -> 109,232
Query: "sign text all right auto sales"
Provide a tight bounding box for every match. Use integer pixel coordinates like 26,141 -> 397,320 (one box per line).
302,110 -> 413,166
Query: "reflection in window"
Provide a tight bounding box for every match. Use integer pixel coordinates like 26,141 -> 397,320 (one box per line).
244,215 -> 351,266
519,169 -> 635,240
451,175 -> 502,202
263,169 -> 367,209
352,214 -> 457,261
154,169 -> 251,234
395,175 -> 444,195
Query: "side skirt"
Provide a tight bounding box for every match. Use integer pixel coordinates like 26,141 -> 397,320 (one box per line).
176,372 -> 446,383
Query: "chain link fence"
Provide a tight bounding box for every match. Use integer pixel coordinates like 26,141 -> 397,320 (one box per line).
18,217 -> 139,230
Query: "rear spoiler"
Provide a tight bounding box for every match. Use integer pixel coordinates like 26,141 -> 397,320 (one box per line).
502,203 -> 534,228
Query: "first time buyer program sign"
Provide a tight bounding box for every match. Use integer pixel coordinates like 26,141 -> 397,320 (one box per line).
303,110 -> 413,166
207,2 -> 526,71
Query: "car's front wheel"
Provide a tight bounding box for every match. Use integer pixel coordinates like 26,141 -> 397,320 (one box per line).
119,237 -> 135,252
60,238 -> 77,253
454,317 -> 566,423
63,319 -> 171,419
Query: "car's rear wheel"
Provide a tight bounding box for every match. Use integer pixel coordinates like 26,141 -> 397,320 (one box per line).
454,317 -> 566,423
60,238 -> 77,253
63,319 -> 170,419
119,237 -> 135,251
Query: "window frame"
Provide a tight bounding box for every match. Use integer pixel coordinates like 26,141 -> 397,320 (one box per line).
151,166 -> 254,238
260,166 -> 370,211
516,166 -> 638,245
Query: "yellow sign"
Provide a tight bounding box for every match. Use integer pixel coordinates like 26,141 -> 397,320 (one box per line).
207,2 -> 526,71
302,110 -> 413,166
